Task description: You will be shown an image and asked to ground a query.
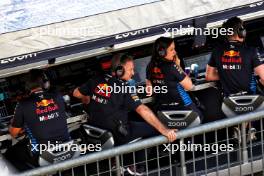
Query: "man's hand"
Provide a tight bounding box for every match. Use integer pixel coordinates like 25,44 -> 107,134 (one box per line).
136,104 -> 177,142
161,129 -> 177,142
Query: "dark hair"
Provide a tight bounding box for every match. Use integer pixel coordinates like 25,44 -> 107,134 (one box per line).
27,69 -> 48,90
147,37 -> 174,77
222,16 -> 244,37
111,53 -> 133,72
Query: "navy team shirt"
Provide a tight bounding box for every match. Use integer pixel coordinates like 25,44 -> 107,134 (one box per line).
12,91 -> 70,146
79,74 -> 141,130
146,60 -> 193,106
208,41 -> 262,96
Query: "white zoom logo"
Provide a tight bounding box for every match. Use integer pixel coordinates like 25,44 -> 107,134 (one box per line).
235,106 -> 254,112
1,53 -> 37,64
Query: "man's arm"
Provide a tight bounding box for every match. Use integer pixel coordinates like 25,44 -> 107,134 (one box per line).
254,64 -> 264,86
9,103 -> 24,138
206,65 -> 220,81
135,104 -> 177,142
145,79 -> 153,97
73,88 -> 90,104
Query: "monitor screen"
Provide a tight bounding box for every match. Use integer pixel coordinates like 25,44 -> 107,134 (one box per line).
133,56 -> 151,85
183,52 -> 212,72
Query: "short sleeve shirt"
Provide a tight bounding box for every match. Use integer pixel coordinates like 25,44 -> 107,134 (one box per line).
79,74 -> 141,129
12,91 -> 70,144
146,61 -> 188,105
208,41 -> 263,95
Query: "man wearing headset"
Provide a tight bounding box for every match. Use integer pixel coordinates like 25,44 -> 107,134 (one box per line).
5,69 -> 70,170
206,17 -> 264,140
73,54 -> 176,175
206,16 -> 264,95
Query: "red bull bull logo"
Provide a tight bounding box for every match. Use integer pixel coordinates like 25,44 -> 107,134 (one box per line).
222,50 -> 242,64
223,50 -> 240,57
152,67 -> 162,74
152,67 -> 164,79
36,99 -> 55,107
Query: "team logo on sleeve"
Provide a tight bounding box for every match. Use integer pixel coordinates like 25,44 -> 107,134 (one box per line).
174,64 -> 184,74
221,50 -> 242,70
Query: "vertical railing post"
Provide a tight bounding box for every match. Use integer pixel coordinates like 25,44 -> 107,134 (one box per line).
180,139 -> 187,176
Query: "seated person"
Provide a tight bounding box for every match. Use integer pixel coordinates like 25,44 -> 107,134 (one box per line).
5,69 -> 70,171
73,57 -> 177,175
146,37 -> 203,127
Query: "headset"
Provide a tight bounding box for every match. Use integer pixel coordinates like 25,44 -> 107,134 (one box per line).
41,72 -> 50,90
28,69 -> 50,91
156,42 -> 167,58
112,53 -> 132,78
223,18 -> 246,39
237,25 -> 246,38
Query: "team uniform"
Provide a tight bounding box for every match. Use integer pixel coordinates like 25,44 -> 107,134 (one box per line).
78,74 -> 158,145
208,41 -> 263,96
146,60 -> 203,119
5,90 -> 70,170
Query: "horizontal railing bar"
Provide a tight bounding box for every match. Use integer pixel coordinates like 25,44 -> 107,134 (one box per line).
16,110 -> 264,176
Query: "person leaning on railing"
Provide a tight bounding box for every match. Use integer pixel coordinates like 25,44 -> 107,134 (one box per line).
73,57 -> 177,175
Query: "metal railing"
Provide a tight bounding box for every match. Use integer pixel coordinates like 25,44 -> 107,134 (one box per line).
8,110 -> 264,176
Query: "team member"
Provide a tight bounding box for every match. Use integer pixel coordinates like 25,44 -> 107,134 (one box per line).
5,69 -> 70,170
146,37 -> 203,127
205,17 -> 264,141
206,16 -> 264,95
73,58 -> 176,144
73,56 -> 177,175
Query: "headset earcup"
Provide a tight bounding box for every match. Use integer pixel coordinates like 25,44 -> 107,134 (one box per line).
156,42 -> 167,58
115,65 -> 125,78
42,73 -> 50,90
158,49 -> 166,57
238,27 -> 246,38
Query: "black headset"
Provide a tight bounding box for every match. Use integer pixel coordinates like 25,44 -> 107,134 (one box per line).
156,42 -> 167,58
113,53 -> 132,78
39,72 -> 50,90
223,19 -> 246,39
237,25 -> 246,38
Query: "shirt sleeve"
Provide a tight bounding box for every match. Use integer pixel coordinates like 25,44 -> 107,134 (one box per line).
208,50 -> 217,67
169,64 -> 186,82
12,102 -> 24,128
252,48 -> 263,68
123,92 -> 142,111
79,79 -> 93,96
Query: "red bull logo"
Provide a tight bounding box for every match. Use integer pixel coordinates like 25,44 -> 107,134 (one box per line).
152,67 -> 162,74
95,83 -> 111,98
222,50 -> 242,64
36,99 -> 55,107
223,50 -> 240,57
152,67 -> 164,79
